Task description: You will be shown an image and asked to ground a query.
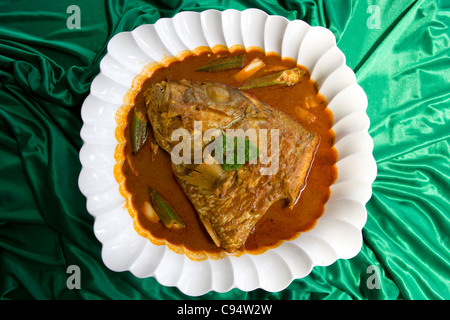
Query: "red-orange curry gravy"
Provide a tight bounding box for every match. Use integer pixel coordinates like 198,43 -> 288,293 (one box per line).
117,47 -> 337,260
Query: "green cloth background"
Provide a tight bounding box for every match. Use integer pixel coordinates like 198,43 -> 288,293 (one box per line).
0,0 -> 449,300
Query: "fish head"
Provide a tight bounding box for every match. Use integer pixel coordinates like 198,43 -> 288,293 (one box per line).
145,80 -> 251,152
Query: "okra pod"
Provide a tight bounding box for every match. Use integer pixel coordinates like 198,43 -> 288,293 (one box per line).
148,188 -> 186,229
130,106 -> 148,155
196,54 -> 245,72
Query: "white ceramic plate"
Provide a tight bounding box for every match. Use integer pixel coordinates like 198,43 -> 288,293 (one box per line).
79,8 -> 376,296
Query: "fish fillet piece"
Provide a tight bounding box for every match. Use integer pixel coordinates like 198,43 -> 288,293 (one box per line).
145,80 -> 319,252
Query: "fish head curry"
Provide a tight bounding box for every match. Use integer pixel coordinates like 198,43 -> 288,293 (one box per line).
117,48 -> 337,260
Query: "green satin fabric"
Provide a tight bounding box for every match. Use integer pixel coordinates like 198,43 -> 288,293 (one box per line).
0,0 -> 448,300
